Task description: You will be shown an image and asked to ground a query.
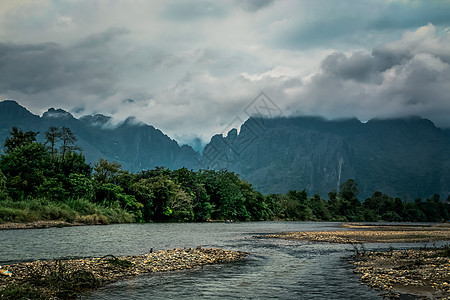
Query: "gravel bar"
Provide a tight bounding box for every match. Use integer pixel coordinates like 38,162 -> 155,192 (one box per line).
351,248 -> 450,299
0,247 -> 248,299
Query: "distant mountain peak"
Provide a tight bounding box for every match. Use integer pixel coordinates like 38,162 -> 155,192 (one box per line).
1,100 -> 21,106
42,108 -> 74,119
79,114 -> 112,128
0,100 -> 35,114
123,116 -> 144,126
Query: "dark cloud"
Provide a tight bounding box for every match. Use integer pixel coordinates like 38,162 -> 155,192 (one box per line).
0,28 -> 129,97
272,1 -> 450,50
321,52 -> 378,83
287,24 -> 450,127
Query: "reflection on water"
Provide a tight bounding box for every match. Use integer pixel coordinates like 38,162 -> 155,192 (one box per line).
1,222 -> 386,299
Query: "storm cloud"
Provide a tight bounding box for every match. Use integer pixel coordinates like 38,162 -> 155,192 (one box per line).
0,1 -> 449,146
285,24 -> 450,125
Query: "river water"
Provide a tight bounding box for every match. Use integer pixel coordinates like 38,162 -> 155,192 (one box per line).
1,222 -> 407,299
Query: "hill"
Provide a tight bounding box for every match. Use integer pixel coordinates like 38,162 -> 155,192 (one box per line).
0,100 -> 199,171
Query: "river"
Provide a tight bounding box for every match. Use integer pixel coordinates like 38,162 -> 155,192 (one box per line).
1,222 -> 399,299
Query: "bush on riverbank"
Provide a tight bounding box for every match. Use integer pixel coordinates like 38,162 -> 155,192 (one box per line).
0,198 -> 134,224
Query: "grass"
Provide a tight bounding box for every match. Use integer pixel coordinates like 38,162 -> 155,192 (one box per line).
0,197 -> 135,224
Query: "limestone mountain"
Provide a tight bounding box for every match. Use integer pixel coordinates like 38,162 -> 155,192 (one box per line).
201,116 -> 450,200
0,100 -> 199,171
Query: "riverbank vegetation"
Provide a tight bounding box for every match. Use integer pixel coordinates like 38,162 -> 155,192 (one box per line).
0,127 -> 449,224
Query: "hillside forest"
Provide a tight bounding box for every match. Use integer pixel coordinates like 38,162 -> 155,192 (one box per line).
0,127 -> 449,224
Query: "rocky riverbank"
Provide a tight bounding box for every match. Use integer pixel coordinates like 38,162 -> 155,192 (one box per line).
0,220 -> 81,230
0,247 -> 248,299
267,223 -> 450,299
351,247 -> 450,299
266,223 -> 450,243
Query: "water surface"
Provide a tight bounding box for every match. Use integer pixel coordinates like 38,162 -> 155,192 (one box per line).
1,222 -> 388,299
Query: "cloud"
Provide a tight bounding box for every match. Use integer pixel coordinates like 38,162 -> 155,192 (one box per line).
237,0 -> 275,12
0,1 -> 450,148
0,31 -> 126,101
281,24 -> 450,126
270,0 -> 450,50
162,1 -> 229,21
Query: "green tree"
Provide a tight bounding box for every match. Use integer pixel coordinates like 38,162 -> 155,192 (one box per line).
0,142 -> 51,199
94,182 -> 142,220
337,179 -> 361,220
309,193 -> 331,221
60,151 -> 92,177
135,174 -> 193,222
264,194 -> 284,219
285,189 -> 313,220
4,127 -> 38,153
60,127 -> 80,161
0,170 -> 7,200
94,159 -> 124,185
44,126 -> 62,159
67,173 -> 94,200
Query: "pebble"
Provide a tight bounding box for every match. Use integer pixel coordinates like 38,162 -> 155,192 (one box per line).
0,247 -> 248,299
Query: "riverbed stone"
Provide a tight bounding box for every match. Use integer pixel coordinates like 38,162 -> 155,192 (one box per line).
0,247 -> 248,299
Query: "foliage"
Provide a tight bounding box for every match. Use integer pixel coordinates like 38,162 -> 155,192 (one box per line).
4,127 -> 38,153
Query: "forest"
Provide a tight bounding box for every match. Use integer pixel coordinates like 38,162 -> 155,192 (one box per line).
0,126 -> 449,224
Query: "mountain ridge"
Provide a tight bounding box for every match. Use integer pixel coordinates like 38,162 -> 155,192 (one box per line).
0,100 -> 199,171
1,100 -> 448,200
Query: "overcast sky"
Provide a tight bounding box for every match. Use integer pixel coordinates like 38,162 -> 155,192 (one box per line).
1,0 -> 450,147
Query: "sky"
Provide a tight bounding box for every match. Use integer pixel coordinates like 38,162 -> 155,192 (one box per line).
1,0 -> 450,148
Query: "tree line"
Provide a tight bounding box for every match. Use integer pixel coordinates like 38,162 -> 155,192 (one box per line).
0,126 -> 449,223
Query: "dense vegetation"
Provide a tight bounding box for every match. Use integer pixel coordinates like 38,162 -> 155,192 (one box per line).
0,127 -> 449,224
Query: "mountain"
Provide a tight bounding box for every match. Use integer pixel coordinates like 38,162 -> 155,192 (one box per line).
1,100 -> 449,200
0,100 -> 199,171
201,116 -> 450,200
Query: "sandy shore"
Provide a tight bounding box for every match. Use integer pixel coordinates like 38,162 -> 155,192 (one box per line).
267,223 -> 450,299
0,247 -> 248,299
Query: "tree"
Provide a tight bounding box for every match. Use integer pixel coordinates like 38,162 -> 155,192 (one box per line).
337,179 -> 361,220
60,127 -> 80,161
0,142 -> 51,199
309,193 -> 331,221
0,170 -> 7,199
94,159 -> 123,185
44,126 -> 62,158
285,189 -> 313,220
60,151 -> 92,177
132,174 -> 193,222
339,179 -> 359,203
4,127 -> 38,153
